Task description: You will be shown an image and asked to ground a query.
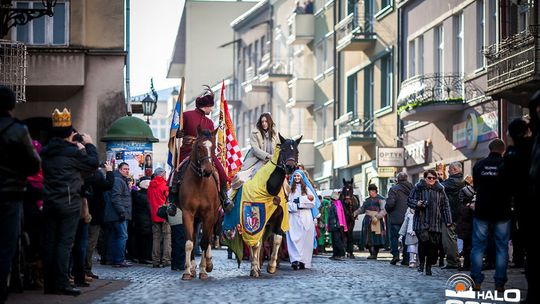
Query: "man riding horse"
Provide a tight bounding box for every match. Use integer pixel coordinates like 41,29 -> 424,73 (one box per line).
169,86 -> 232,212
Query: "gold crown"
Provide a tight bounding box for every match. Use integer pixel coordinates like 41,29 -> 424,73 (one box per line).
52,108 -> 72,128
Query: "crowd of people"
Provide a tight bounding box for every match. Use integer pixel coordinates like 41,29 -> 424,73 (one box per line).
1,83 -> 538,304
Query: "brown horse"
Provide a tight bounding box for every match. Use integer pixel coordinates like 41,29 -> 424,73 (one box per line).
178,127 -> 220,280
340,178 -> 360,258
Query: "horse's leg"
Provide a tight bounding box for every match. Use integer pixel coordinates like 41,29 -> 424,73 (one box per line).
267,233 -> 282,274
182,213 -> 195,281
199,247 -> 208,280
249,241 -> 261,277
199,215 -> 214,279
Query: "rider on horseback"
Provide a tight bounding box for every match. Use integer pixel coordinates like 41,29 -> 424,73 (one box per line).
169,86 -> 233,212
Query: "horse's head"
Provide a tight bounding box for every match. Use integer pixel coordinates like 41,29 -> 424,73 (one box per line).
341,178 -> 354,200
277,133 -> 302,174
193,126 -> 217,178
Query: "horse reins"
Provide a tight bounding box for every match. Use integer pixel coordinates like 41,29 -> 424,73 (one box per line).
190,141 -> 214,178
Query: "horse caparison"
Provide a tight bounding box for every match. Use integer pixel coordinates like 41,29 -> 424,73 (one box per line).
178,126 -> 220,280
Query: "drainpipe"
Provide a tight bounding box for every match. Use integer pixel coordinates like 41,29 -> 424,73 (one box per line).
332,0 -> 340,187
125,0 -> 132,115
397,3 -> 402,149
269,2 -> 274,118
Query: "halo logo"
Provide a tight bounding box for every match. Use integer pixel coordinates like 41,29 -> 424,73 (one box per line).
444,274 -> 521,304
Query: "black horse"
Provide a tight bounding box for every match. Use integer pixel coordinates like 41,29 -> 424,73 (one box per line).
340,178 -> 360,258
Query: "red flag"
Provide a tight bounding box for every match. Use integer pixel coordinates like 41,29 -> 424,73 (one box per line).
217,81 -> 242,181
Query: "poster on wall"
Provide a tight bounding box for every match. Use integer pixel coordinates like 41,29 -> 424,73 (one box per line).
452,112 -> 499,150
106,142 -> 153,180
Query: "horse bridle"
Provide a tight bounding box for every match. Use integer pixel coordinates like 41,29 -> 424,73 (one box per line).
190,144 -> 213,178
271,143 -> 298,172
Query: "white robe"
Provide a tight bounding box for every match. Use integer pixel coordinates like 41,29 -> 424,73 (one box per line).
286,187 -> 315,268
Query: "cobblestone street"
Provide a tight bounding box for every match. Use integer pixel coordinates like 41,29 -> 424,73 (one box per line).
90,250 -> 463,304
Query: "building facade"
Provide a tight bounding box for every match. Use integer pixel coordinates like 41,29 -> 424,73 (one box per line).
7,0 -> 127,152
398,0 -> 501,182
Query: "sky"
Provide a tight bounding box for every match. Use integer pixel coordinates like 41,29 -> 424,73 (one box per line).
130,0 -> 185,97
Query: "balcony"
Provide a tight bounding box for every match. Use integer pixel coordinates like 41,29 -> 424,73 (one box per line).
297,139 -> 315,169
258,54 -> 292,82
335,12 -> 376,52
397,74 -> 468,122
286,78 -> 314,108
25,49 -> 85,102
242,66 -> 270,93
336,113 -> 376,145
484,26 -> 540,106
287,13 -> 314,45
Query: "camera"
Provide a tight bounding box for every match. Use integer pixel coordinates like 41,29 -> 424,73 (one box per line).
73,133 -> 84,143
99,162 -> 107,168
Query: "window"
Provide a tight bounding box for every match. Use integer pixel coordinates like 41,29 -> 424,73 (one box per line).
364,65 -> 374,131
247,44 -> 252,67
454,13 -> 464,75
346,73 -> 357,115
408,40 -> 415,77
477,0 -> 485,69
380,0 -> 392,12
435,25 -> 444,74
260,35 -> 266,57
14,1 -> 68,45
315,40 -> 324,76
380,54 -> 392,109
325,103 -> 334,139
254,40 -> 259,71
325,34 -> 334,70
518,3 -> 529,33
418,35 -> 424,75
489,0 -> 497,45
316,108 -> 324,142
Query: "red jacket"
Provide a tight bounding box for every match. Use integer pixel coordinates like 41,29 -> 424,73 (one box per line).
147,175 -> 169,223
179,108 -> 214,163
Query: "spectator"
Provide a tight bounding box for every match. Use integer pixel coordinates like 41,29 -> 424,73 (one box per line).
294,1 -> 304,14
355,184 -> 387,260
408,169 -> 452,276
304,0 -> 314,13
106,162 -> 132,268
84,163 -> 114,279
130,177 -> 153,264
440,162 -> 465,269
386,172 -> 413,265
41,108 -> 98,295
327,191 -> 346,261
457,176 -> 475,271
0,86 -> 41,303
399,208 -> 418,268
167,204 -> 185,271
470,139 -> 511,291
148,168 -> 171,268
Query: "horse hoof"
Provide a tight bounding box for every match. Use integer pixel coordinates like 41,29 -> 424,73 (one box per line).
182,273 -> 192,281
199,272 -> 208,280
267,265 -> 276,274
250,270 -> 260,278
206,262 -> 213,273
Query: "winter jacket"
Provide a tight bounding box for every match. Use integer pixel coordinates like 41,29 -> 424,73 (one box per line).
242,129 -> 279,170
385,181 -> 413,226
399,210 -> 418,245
147,175 -> 169,223
472,152 -> 511,222
84,169 -> 115,225
0,117 -> 41,200
441,173 -> 465,221
501,141 -> 533,217
407,179 -> 452,234
456,185 -> 475,239
41,138 -> 98,213
106,170 -> 132,221
131,188 -> 153,235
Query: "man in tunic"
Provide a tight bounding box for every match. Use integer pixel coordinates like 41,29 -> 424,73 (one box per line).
169,86 -> 232,211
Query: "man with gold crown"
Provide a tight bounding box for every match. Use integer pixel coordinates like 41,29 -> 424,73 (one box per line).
40,108 -> 99,296
0,86 -> 41,303
169,85 -> 232,212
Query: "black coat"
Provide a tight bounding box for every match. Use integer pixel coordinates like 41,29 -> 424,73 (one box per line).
385,181 -> 413,225
456,185 -> 475,239
442,173 -> 465,221
407,179 -> 452,234
84,170 -> 115,225
131,189 -> 153,235
41,138 -> 99,213
0,117 -> 41,200
472,152 -> 511,222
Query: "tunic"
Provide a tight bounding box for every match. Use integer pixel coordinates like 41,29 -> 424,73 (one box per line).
286,186 -> 316,268
358,195 -> 387,249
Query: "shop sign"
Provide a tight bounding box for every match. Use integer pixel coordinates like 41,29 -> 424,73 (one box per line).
377,147 -> 405,167
333,138 -> 349,169
405,140 -> 427,167
453,111 -> 499,150
377,167 -> 397,178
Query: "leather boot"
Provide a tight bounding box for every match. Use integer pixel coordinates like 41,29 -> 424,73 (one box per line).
425,263 -> 432,276
219,182 -> 233,212
418,259 -> 425,272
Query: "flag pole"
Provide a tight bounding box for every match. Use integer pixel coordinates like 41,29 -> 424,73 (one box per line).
175,77 -> 185,172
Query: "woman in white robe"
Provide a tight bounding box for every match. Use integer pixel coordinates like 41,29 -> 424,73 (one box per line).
286,170 -> 320,270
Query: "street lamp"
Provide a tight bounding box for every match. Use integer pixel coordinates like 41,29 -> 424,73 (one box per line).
0,0 -> 58,37
141,94 -> 157,124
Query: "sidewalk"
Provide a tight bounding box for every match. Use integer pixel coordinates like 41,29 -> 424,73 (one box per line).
6,279 -> 129,304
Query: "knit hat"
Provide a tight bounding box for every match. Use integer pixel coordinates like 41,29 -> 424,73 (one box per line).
195,85 -> 215,108
138,177 -> 151,189
154,167 -> 166,177
51,108 -> 74,138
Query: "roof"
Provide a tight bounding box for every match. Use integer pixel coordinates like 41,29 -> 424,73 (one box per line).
101,116 -> 159,143
230,0 -> 269,29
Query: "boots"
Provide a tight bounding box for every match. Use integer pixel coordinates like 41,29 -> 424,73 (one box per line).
425,263 -> 432,276
418,258 -> 425,272
219,182 -> 234,212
